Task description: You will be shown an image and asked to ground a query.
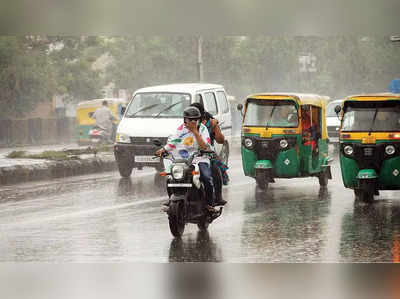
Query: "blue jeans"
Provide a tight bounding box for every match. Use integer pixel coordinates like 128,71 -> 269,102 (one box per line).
198,162 -> 214,206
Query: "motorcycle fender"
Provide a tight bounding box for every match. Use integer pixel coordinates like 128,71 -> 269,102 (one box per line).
356,169 -> 378,179
193,163 -> 201,189
255,160 -> 273,170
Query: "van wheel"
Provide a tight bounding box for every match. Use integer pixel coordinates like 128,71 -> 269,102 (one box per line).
219,141 -> 230,165
256,172 -> 268,190
117,160 -> 133,178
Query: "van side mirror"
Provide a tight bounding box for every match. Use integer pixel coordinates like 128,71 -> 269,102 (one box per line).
334,105 -> 341,114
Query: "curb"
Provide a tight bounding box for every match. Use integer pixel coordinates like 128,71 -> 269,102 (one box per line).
0,154 -> 117,186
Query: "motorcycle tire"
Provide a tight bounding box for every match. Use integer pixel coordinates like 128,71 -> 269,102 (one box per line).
197,218 -> 210,231
168,201 -> 185,238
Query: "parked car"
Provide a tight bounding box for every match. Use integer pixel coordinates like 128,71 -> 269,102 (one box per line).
326,99 -> 344,148
114,83 -> 232,177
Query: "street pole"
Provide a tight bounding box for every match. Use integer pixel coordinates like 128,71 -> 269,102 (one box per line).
197,36 -> 203,82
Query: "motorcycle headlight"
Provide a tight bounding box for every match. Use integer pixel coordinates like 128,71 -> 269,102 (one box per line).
116,133 -> 130,143
244,138 -> 254,149
172,165 -> 184,180
280,139 -> 288,149
385,145 -> 396,155
344,145 -> 354,156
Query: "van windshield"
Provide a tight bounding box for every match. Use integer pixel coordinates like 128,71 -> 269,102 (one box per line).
125,93 -> 191,118
341,101 -> 400,132
243,99 -> 298,127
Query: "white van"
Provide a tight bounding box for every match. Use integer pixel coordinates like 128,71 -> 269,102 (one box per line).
114,83 -> 232,177
326,99 -> 344,145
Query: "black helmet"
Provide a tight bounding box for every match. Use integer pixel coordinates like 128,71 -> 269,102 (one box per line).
190,102 -> 205,117
183,106 -> 201,119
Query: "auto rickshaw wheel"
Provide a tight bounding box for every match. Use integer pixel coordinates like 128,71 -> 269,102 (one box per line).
255,172 -> 269,190
354,189 -> 374,203
318,169 -> 329,186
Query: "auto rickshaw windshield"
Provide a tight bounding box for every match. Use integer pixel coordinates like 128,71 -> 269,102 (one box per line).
341,101 -> 400,132
243,99 -> 299,127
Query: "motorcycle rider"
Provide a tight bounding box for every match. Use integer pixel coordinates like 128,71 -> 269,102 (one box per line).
190,102 -> 228,206
92,100 -> 116,142
156,106 -> 216,211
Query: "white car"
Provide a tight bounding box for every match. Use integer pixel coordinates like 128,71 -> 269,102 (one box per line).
326,99 -> 344,145
114,83 -> 232,177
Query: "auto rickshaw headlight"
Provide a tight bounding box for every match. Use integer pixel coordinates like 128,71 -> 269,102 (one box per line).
344,145 -> 354,156
385,145 -> 396,155
280,139 -> 288,149
244,138 -> 254,149
172,165 -> 185,180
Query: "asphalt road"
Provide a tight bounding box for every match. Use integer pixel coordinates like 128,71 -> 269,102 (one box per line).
1,148 -> 400,262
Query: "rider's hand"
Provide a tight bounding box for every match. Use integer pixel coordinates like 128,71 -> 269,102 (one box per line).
155,148 -> 165,157
185,119 -> 198,133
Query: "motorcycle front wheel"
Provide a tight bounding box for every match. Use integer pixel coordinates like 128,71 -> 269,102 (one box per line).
168,201 -> 185,238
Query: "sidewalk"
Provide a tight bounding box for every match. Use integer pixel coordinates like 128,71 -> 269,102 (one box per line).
0,143 -> 117,186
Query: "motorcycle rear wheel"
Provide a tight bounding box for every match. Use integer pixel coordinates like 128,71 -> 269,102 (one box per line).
197,218 -> 210,231
168,201 -> 185,238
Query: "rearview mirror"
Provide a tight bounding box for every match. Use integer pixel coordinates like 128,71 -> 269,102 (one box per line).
120,106 -> 126,116
334,105 -> 341,114
88,112 -> 94,118
237,103 -> 243,111
153,139 -> 162,147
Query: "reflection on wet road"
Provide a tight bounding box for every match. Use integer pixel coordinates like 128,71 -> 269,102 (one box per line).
0,150 -> 400,262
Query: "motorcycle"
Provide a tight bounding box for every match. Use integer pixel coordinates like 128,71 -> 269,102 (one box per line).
88,124 -> 111,144
153,139 -> 223,238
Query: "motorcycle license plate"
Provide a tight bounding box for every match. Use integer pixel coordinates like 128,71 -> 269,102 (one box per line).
134,155 -> 160,163
167,183 -> 192,187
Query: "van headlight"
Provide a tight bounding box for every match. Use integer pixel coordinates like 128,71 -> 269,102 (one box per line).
172,165 -> 184,180
343,145 -> 354,156
280,139 -> 288,149
116,133 -> 130,143
244,138 -> 254,149
385,145 -> 396,155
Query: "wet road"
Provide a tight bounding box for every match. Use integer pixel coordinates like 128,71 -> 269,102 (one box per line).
1,148 -> 400,262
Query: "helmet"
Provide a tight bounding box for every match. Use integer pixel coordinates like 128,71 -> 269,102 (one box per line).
183,106 -> 201,119
190,102 -> 205,117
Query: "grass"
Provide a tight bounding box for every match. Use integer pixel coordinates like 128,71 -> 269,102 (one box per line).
6,145 -> 113,161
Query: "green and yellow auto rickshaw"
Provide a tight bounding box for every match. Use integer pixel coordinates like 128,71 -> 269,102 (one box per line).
335,93 -> 400,202
237,93 -> 332,190
76,98 -> 127,144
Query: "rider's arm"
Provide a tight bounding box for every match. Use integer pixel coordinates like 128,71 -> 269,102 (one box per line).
211,119 -> 225,144
196,124 -> 212,150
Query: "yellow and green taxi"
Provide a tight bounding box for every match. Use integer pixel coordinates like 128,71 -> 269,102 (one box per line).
335,93 -> 400,202
237,93 -> 332,190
